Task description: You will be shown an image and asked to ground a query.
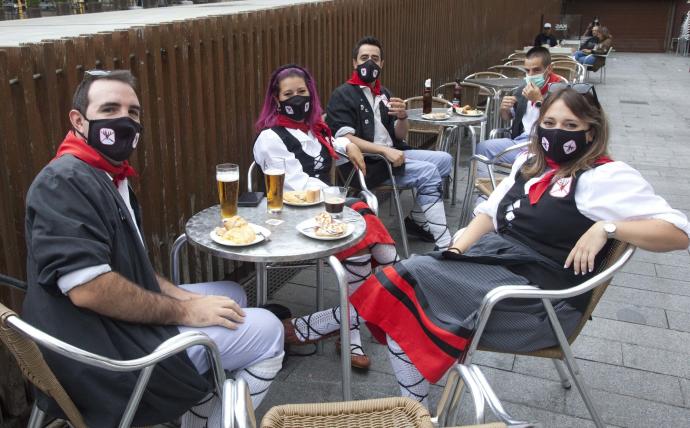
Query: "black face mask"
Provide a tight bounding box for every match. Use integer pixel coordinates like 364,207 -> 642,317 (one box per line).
356,60 -> 381,84
79,116 -> 143,162
537,126 -> 591,163
278,95 -> 311,122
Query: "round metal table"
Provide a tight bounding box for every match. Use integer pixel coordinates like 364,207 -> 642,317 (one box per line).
185,200 -> 366,400
406,108 -> 487,206
463,78 -> 523,130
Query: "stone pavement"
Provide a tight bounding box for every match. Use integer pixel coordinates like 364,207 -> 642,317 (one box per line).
257,52 -> 690,427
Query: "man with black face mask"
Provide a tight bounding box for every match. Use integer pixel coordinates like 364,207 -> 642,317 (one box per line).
327,36 -> 453,250
22,70 -> 284,427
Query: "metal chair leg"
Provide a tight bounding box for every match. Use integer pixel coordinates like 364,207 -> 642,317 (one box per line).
544,299 -> 606,428
28,403 -> 46,428
392,184 -> 410,259
552,358 -> 572,389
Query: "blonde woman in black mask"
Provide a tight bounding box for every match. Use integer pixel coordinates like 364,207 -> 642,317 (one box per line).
349,85 -> 690,407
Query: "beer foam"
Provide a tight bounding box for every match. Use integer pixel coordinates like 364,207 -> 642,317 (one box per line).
217,171 -> 239,182
264,168 -> 284,175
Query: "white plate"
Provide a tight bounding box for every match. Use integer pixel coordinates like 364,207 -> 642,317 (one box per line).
283,192 -> 323,207
457,111 -> 484,117
296,218 -> 354,240
210,223 -> 271,247
421,112 -> 450,120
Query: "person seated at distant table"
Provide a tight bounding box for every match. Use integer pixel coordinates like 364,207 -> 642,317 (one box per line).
534,22 -> 557,47
574,26 -> 613,70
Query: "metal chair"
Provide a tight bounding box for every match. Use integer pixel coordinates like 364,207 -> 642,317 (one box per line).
552,60 -> 585,83
487,65 -> 526,78
503,59 -> 524,67
552,68 -> 573,82
221,364 -> 536,427
464,71 -> 508,80
508,52 -> 526,60
585,47 -> 613,84
435,241 -> 636,428
0,302 -> 234,428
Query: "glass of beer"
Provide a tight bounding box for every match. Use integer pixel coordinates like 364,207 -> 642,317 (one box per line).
264,157 -> 286,214
322,186 -> 347,219
216,163 -> 239,219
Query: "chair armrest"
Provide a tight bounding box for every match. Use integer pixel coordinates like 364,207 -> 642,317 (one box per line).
488,128 -> 511,140
491,141 -> 531,163
465,244 -> 635,358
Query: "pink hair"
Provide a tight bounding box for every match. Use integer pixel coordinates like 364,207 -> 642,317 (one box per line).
254,65 -> 324,134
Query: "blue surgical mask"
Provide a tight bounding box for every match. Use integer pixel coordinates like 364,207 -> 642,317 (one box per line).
525,73 -> 546,89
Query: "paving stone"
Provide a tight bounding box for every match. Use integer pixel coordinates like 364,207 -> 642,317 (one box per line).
513,355 -> 684,406
582,317 -> 690,354
603,284 -> 690,314
611,271 -> 690,298
681,378 -> 690,408
478,366 -> 566,413
619,260 -> 657,277
654,264 -> 690,282
632,249 -> 690,267
565,387 -> 690,428
594,299 -> 669,328
622,343 -> 690,379
504,401 -> 622,428
571,335 -> 624,365
667,310 -> 690,333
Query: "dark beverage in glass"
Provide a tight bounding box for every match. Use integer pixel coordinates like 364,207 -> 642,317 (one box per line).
324,197 -> 345,215
452,83 -> 462,108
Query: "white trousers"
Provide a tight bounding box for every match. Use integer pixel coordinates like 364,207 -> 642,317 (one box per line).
178,281 -> 284,374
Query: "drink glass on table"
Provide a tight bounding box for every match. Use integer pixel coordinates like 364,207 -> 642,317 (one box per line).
264,157 -> 286,214
216,163 -> 239,219
322,186 -> 347,219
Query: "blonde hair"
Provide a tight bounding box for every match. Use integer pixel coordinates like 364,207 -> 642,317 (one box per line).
522,88 -> 609,180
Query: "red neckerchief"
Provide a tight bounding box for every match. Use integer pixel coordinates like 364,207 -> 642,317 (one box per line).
275,115 -> 339,160
528,156 -> 613,205
346,70 -> 382,96
53,131 -> 138,187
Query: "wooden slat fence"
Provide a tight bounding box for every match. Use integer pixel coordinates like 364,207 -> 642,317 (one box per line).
0,0 -> 560,312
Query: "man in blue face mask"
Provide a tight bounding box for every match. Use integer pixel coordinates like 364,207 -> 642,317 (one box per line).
475,46 -> 560,180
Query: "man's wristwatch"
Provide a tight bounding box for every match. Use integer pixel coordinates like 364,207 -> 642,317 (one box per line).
603,222 -> 617,239
535,100 -> 543,108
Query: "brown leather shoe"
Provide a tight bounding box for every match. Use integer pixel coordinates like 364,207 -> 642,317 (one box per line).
336,339 -> 371,370
283,318 -> 339,346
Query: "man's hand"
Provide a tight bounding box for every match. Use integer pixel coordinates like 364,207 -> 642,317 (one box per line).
383,147 -> 405,167
500,95 -> 518,113
564,222 -> 608,275
582,49 -> 592,54
387,97 -> 408,120
522,82 -> 543,103
345,143 -> 366,175
181,295 -> 246,330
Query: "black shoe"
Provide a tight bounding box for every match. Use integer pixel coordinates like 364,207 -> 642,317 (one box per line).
404,217 -> 435,242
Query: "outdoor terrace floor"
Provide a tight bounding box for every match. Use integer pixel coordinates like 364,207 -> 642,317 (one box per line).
258,52 -> 690,427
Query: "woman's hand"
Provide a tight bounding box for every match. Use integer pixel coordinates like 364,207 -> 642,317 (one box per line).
564,221 -> 608,275
346,143 -> 366,175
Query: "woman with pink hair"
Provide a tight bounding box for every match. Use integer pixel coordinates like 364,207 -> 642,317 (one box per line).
253,64 -> 401,370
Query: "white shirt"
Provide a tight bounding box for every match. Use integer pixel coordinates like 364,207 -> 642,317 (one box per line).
520,100 -> 541,138
334,86 -> 394,147
57,175 -> 143,294
475,153 -> 690,248
253,127 -> 351,191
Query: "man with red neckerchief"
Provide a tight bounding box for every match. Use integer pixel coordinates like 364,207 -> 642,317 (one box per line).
22,70 -> 283,428
475,46 -> 562,179
326,36 -> 453,250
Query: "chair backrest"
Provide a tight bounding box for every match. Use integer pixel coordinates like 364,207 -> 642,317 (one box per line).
0,304 -> 87,428
464,71 -> 507,80
503,59 -> 524,66
486,65 -> 526,78
404,96 -> 452,109
508,52 -> 526,60
552,67 -> 575,82
551,60 -> 578,71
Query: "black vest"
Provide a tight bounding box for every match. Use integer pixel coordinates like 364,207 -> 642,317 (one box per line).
497,163 -> 612,311
271,126 -> 333,185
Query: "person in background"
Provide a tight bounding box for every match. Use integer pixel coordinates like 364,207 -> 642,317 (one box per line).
534,22 -> 557,47
327,36 -> 453,250
254,64 -> 401,370
574,26 -> 613,71
474,47 -> 561,178
350,86 -> 690,407
22,70 -> 284,427
582,17 -> 601,38
579,25 -> 601,51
